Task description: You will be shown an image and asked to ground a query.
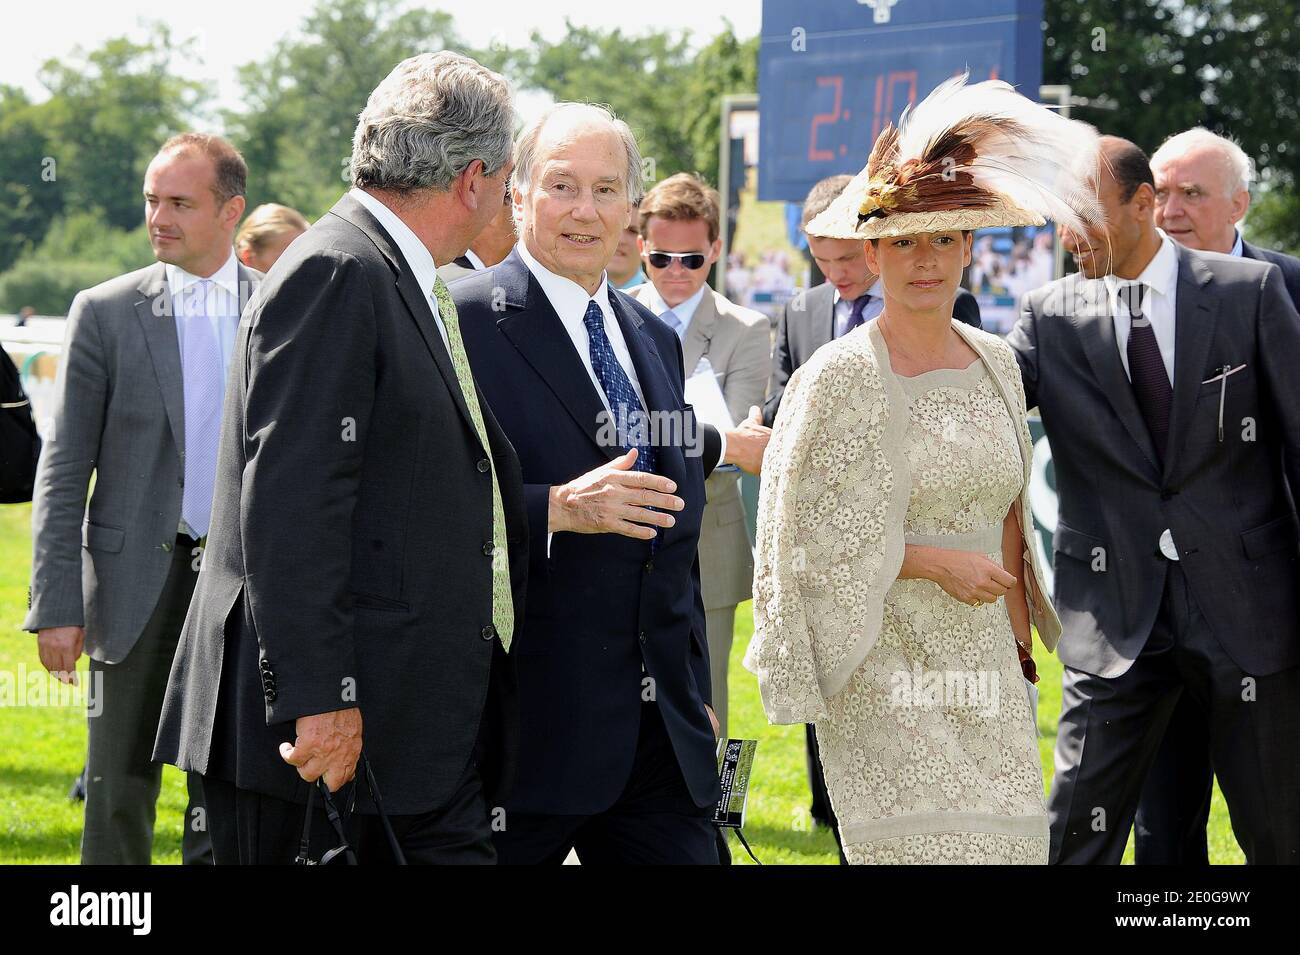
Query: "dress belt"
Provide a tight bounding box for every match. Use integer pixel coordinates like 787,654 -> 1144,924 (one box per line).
904,525 -> 1003,554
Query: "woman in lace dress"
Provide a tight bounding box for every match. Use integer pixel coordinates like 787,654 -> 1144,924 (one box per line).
745,75 -> 1101,864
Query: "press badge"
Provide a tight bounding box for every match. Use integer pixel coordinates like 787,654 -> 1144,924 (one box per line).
713,738 -> 758,828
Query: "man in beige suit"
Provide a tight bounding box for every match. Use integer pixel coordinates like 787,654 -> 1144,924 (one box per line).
631,173 -> 770,738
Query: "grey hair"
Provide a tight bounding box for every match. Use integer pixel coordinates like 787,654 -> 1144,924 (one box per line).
350,51 -> 514,194
512,102 -> 644,204
1152,127 -> 1254,196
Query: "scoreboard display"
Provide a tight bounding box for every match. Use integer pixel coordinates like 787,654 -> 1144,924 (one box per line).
757,0 -> 1044,201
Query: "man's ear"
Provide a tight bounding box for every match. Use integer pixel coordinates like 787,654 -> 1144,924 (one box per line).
864,238 -> 879,274
707,237 -> 722,265
1229,188 -> 1250,225
459,159 -> 487,210
222,195 -> 246,231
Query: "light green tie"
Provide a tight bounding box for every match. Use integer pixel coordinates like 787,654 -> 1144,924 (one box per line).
433,276 -> 513,652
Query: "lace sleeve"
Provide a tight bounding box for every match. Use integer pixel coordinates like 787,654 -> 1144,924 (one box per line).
744,346 -> 895,723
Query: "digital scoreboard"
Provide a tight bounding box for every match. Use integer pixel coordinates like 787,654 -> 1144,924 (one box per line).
757,0 -> 1044,201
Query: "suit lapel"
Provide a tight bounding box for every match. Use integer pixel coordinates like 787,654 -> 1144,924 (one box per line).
494,251 -> 621,462
681,289 -> 716,373
133,263 -> 186,457
1066,274 -> 1162,475
328,194 -> 481,449
815,284 -> 836,351
1162,249 -> 1216,484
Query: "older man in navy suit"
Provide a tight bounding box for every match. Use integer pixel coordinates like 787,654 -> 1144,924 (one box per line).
453,103 -> 733,864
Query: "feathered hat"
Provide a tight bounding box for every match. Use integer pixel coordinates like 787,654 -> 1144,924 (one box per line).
807,73 -> 1103,240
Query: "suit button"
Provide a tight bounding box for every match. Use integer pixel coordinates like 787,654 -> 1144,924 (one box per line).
162,541 -> 172,552
481,625 -> 497,641
482,542 -> 495,556
477,458 -> 491,473
265,688 -> 277,702
639,630 -> 647,644
643,560 -> 654,573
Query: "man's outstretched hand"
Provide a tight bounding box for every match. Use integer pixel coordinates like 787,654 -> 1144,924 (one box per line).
548,448 -> 684,539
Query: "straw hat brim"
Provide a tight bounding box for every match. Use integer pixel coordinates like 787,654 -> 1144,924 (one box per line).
806,186 -> 1046,240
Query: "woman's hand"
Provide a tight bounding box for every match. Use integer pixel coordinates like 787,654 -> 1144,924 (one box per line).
901,544 -> 1016,606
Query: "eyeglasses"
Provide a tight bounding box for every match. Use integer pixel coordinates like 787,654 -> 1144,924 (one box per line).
646,250 -> 708,271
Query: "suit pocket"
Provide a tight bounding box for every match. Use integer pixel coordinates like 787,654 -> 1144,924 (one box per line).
81,520 -> 124,554
350,591 -> 411,613
1241,514 -> 1300,560
1053,520 -> 1105,564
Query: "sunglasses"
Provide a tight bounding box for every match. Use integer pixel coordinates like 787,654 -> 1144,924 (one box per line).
646,250 -> 708,271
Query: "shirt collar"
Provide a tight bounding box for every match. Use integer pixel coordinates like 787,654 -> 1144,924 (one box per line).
349,188 -> 440,298
1230,230 -> 1244,258
464,248 -> 487,270
1105,231 -> 1179,298
166,247 -> 240,299
648,283 -> 707,330
517,239 -> 612,324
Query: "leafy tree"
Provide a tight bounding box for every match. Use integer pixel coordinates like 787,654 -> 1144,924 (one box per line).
35,29 -> 207,231
1044,0 -> 1300,253
227,0 -> 465,219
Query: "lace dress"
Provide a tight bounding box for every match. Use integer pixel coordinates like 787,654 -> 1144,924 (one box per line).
816,356 -> 1049,864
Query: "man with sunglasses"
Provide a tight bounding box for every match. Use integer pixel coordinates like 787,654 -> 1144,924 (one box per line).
630,173 -> 770,741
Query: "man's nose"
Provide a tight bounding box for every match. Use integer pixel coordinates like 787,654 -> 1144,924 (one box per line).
571,189 -> 598,221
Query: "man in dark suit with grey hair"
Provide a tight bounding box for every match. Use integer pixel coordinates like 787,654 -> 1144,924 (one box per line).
1009,136 -> 1300,865
1134,127 -> 1300,864
154,51 -> 528,864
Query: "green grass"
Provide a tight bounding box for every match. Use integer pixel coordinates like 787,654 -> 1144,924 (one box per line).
0,501 -> 1242,864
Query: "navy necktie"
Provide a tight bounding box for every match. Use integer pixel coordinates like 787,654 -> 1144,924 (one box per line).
1121,282 -> 1172,461
841,293 -> 871,337
583,299 -> 655,474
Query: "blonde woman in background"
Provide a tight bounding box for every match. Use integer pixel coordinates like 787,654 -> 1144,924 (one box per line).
235,203 -> 309,273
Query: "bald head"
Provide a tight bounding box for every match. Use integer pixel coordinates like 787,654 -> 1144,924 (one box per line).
1151,127 -> 1251,253
1059,135 -> 1161,280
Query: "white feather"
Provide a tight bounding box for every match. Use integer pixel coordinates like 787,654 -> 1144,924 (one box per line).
893,72 -> 1102,234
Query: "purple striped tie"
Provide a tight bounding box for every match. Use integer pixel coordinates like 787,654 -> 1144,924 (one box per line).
1121,282 -> 1172,461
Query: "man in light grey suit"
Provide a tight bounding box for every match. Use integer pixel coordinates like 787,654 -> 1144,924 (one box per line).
25,133 -> 260,864
631,173 -> 770,738
1008,137 -> 1300,864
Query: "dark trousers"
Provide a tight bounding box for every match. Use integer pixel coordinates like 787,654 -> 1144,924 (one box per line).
202,752 -> 496,865
493,701 -> 719,865
82,535 -> 211,865
806,725 -> 847,864
1048,563 -> 1300,864
1133,693 -> 1213,864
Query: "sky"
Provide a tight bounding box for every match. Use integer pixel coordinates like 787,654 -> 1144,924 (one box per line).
0,0 -> 763,121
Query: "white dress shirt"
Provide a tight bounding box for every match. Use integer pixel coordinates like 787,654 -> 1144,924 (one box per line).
1105,232 -> 1180,385
833,279 -> 885,339
167,248 -> 242,381
517,240 -> 646,413
464,248 -> 487,270
640,283 -> 707,341
349,187 -> 451,353
1230,230 -> 1244,258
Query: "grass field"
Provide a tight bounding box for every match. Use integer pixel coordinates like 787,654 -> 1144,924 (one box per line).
0,501 -> 1243,864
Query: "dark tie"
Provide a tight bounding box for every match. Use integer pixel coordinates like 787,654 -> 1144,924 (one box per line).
453,255 -> 474,270
840,293 -> 871,337
582,299 -> 655,474
1121,281 -> 1172,461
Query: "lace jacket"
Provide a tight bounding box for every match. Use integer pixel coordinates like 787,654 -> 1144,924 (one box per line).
743,319 -> 1062,724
